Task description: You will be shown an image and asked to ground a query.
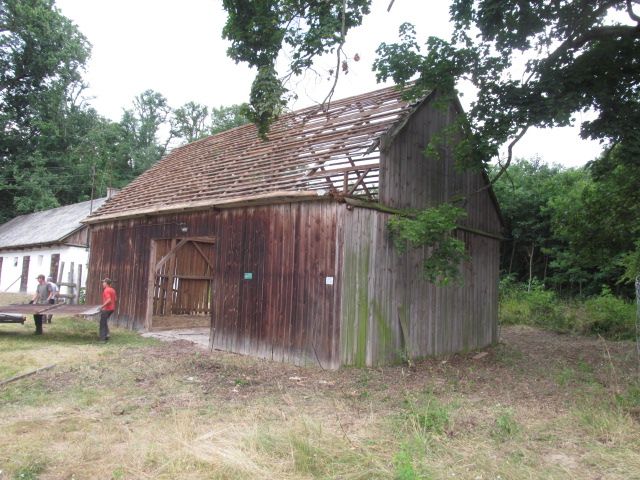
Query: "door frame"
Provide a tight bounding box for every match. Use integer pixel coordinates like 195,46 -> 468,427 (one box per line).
144,236 -> 215,330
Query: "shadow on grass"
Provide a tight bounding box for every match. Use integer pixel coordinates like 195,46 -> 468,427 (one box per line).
0,317 -> 158,349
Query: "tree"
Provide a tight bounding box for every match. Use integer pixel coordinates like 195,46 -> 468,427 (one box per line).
493,158 -> 574,290
0,0 -> 90,222
223,0 -> 640,169
492,152 -> 639,298
550,145 -> 640,295
170,103 -> 250,144
171,101 -> 210,144
120,90 -> 173,175
210,104 -> 249,135
377,0 -> 640,177
222,0 -> 371,137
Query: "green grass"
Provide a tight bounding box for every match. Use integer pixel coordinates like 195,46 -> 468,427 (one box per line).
1,315 -> 639,479
492,409 -> 521,441
0,316 -> 158,383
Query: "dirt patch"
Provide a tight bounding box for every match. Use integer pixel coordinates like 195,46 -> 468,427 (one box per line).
141,328 -> 210,349
106,325 -> 637,413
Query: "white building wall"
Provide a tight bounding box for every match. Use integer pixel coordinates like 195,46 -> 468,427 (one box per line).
0,245 -> 89,296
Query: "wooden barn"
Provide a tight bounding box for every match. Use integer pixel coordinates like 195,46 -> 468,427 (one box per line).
84,86 -> 503,368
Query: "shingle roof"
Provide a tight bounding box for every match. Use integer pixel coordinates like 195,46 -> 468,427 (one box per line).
0,198 -> 106,249
87,85 -> 417,222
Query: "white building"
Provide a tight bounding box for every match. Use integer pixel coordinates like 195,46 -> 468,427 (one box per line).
0,197 -> 107,299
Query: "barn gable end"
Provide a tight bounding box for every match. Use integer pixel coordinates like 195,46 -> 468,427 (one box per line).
339,92 -> 501,366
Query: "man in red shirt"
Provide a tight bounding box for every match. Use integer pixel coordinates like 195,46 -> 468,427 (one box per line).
99,278 -> 117,342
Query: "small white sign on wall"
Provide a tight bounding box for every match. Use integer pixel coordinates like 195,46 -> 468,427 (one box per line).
325,276 -> 334,285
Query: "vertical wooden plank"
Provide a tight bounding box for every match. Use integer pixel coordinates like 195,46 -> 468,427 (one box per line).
76,265 -> 83,304
145,240 -> 157,330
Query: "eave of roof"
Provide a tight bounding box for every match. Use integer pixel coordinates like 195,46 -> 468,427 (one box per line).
83,190 -> 329,225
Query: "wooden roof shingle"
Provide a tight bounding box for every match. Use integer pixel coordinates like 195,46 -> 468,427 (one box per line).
87,85 -> 418,222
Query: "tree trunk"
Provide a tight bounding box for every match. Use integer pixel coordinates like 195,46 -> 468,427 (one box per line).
508,240 -> 517,275
527,243 -> 535,293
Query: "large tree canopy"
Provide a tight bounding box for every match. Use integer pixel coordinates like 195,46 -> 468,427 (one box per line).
0,0 -> 90,221
375,0 -> 640,176
0,0 -> 250,223
223,0 -> 640,169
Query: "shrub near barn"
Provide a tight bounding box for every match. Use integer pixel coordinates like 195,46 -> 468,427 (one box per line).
499,279 -> 636,340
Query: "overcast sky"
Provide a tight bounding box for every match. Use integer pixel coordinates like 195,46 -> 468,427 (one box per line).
55,0 -> 603,168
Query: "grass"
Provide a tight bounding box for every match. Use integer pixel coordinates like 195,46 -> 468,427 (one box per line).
1,292 -> 639,478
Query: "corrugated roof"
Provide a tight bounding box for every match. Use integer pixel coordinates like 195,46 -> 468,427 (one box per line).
88,85 -> 417,221
0,197 -> 106,249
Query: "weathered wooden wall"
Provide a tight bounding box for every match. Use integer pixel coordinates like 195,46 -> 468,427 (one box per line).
339,207 -> 499,366
339,92 -> 502,366
380,92 -> 503,234
87,201 -> 342,368
210,202 -> 341,368
64,227 -> 89,247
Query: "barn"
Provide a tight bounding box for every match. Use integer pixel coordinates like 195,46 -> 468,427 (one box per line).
84,86 -> 503,368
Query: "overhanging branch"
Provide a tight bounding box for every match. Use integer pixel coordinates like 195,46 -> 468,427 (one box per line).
627,0 -> 640,23
545,24 -> 640,67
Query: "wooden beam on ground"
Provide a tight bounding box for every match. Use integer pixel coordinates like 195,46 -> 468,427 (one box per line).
0,364 -> 56,388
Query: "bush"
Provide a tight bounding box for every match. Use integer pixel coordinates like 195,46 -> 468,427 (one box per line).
499,280 -> 567,331
579,287 -> 636,340
499,281 -> 637,340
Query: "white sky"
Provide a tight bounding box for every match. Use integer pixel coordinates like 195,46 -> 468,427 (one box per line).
55,0 -> 604,168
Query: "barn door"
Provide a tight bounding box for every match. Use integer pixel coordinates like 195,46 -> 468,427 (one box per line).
147,237 -> 215,330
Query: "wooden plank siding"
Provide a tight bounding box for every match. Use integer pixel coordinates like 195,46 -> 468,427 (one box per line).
210,202 -> 341,368
380,92 -> 503,235
87,201 -> 342,368
339,93 -> 501,366
338,206 -> 500,367
63,227 -> 90,247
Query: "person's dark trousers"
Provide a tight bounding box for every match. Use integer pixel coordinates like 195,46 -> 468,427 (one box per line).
99,310 -> 113,341
33,314 -> 43,335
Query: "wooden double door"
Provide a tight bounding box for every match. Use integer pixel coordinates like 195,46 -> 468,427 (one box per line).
148,237 -> 215,330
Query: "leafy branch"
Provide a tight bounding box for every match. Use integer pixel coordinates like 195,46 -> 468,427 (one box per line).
221,0 -> 372,137
387,204 -> 469,286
